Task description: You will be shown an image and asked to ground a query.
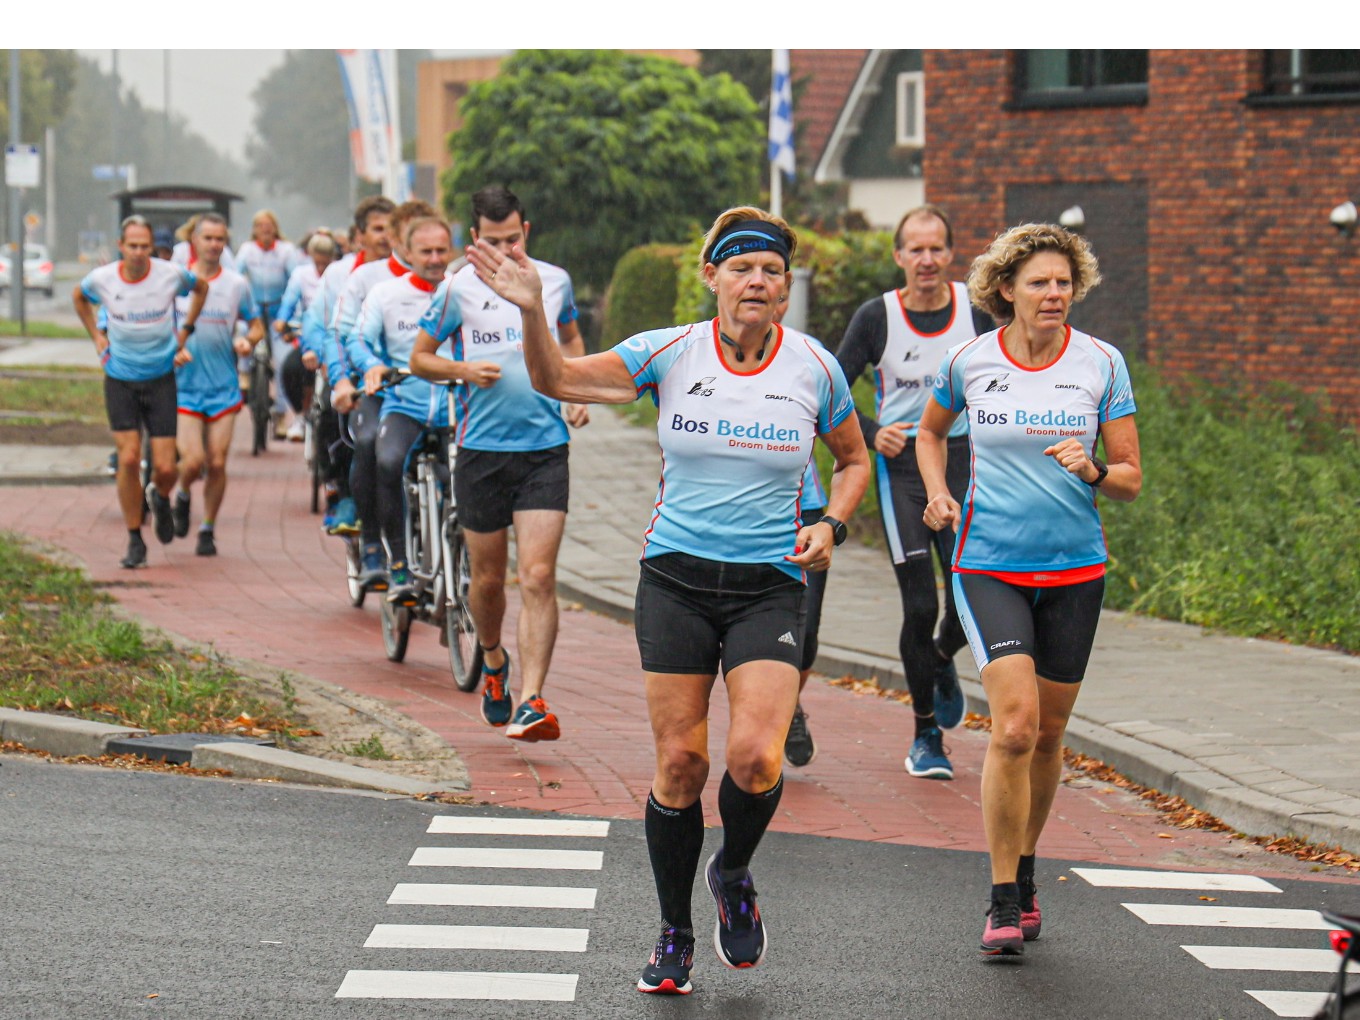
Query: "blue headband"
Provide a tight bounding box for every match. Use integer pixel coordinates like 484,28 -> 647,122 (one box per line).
707,220 -> 791,270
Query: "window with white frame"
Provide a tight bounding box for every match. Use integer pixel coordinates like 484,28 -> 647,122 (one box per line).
896,71 -> 925,147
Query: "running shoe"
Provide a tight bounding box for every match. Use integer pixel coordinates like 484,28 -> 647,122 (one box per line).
1019,878 -> 1041,941
358,547 -> 389,592
981,899 -> 1024,956
172,491 -> 191,538
326,497 -> 359,536
120,531 -> 147,569
506,697 -> 561,742
636,926 -> 694,995
933,643 -> 965,730
480,651 -> 513,727
386,562 -> 418,606
784,703 -> 816,767
905,726 -> 953,780
195,528 -> 217,557
285,419 -> 305,442
705,851 -> 766,969
147,484 -> 175,545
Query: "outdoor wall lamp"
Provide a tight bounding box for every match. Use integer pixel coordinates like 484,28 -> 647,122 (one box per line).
1330,201 -> 1357,236
1059,205 -> 1085,232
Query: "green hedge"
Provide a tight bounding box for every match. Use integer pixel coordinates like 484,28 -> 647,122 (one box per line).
600,244 -> 687,351
1100,362 -> 1360,652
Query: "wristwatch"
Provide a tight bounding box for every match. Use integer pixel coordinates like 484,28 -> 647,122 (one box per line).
1087,457 -> 1109,487
819,515 -> 848,546
182,323 -> 196,335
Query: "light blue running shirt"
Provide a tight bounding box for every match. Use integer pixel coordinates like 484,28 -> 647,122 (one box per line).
418,262 -> 580,452
932,325 -> 1136,576
174,267 -> 258,418
614,319 -> 854,581
80,259 -> 196,381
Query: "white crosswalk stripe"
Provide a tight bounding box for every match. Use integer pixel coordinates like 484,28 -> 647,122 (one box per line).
336,814 -> 610,1003
1075,866 -> 1344,1018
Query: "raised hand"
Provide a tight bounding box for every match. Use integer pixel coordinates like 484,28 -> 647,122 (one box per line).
465,239 -> 543,311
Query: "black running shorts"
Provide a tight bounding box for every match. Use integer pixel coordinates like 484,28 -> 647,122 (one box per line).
104,371 -> 178,437
454,444 -> 569,533
953,572 -> 1105,684
635,552 -> 806,675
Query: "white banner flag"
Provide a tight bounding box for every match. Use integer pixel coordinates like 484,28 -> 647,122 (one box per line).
769,49 -> 795,180
336,49 -> 405,198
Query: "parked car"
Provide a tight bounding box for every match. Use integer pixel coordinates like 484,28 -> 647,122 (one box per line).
0,243 -> 56,297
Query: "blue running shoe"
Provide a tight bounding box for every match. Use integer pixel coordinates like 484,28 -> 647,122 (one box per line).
327,496 -> 358,536
905,726 -> 953,780
636,926 -> 694,994
705,851 -> 767,969
933,643 -> 965,730
480,649 -> 513,727
506,696 -> 560,742
386,561 -> 418,606
358,544 -> 388,592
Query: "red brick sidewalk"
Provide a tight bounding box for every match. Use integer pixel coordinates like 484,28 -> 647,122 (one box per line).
1,430 -> 1278,872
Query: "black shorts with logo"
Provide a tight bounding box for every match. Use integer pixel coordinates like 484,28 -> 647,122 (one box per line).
454,444 -> 569,533
104,371 -> 178,437
635,552 -> 807,675
953,572 -> 1105,684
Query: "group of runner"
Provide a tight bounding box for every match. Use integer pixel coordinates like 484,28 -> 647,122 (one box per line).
74,193 -> 1141,983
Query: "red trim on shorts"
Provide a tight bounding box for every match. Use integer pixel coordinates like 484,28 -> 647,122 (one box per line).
955,562 -> 1106,587
177,398 -> 244,422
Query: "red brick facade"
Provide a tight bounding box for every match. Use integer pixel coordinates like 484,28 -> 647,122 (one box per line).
924,50 -> 1360,423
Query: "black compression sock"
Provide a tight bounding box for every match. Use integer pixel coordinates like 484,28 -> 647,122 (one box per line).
645,792 -> 704,932
717,771 -> 783,875
914,713 -> 938,739
991,881 -> 1020,905
1017,854 -> 1036,886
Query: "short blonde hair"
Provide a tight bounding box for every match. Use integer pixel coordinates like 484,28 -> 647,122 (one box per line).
698,205 -> 797,281
252,209 -> 284,240
967,223 -> 1101,322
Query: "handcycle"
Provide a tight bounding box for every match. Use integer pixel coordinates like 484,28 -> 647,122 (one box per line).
376,372 -> 482,691
1314,910 -> 1359,1019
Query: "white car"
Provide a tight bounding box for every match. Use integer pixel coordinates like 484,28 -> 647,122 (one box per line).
0,243 -> 55,297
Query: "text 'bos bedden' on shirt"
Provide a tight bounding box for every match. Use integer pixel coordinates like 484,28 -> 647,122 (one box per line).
353,273 -> 451,428
614,319 -> 855,581
80,259 -> 196,381
875,282 -> 973,439
933,325 -> 1136,576
417,261 -> 580,452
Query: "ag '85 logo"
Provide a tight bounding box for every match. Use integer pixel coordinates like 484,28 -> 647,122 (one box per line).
688,376 -> 716,397
985,373 -> 1011,393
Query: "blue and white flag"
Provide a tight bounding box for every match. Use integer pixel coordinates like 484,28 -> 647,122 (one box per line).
768,49 -> 795,180
336,49 -> 408,200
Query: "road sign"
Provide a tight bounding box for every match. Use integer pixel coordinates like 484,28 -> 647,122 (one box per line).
5,144 -> 41,189
91,164 -> 134,181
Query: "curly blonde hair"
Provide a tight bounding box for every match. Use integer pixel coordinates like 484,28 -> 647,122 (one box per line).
967,223 -> 1101,322
697,206 -> 797,281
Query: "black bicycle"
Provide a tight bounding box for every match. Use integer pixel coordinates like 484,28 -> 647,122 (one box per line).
1314,910 -> 1359,1019
303,365 -> 329,514
246,334 -> 273,456
377,376 -> 481,690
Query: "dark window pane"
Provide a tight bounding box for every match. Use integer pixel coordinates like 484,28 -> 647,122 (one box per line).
1026,50 -> 1074,90
1093,51 -> 1148,87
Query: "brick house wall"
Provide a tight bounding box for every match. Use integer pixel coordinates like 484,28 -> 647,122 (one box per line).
924,50 -> 1360,423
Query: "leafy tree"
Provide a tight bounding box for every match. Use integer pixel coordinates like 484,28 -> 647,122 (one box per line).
247,50 -> 350,209
444,49 -> 762,293
699,50 -> 770,110
0,50 -> 79,138
248,49 -> 428,211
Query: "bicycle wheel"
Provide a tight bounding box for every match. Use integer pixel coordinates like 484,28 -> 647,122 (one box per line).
344,537 -> 366,608
445,526 -> 482,691
249,352 -> 271,455
380,594 -> 411,662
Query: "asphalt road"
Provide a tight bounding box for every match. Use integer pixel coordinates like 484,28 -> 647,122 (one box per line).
3,753 -> 1355,1019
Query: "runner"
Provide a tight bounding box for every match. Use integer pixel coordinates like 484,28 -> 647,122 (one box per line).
301,195 -> 393,534
276,231 -> 339,441
456,205 -> 868,994
836,204 -> 994,781
347,216 -> 453,602
72,215 -> 209,568
916,222 -> 1141,955
409,185 -> 589,741
172,214 -> 237,273
171,213 -> 266,556
235,209 -> 302,438
327,199 -> 437,589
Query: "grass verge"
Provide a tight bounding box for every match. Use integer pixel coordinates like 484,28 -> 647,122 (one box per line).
0,368 -> 105,420
0,319 -> 88,339
0,531 -> 306,738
